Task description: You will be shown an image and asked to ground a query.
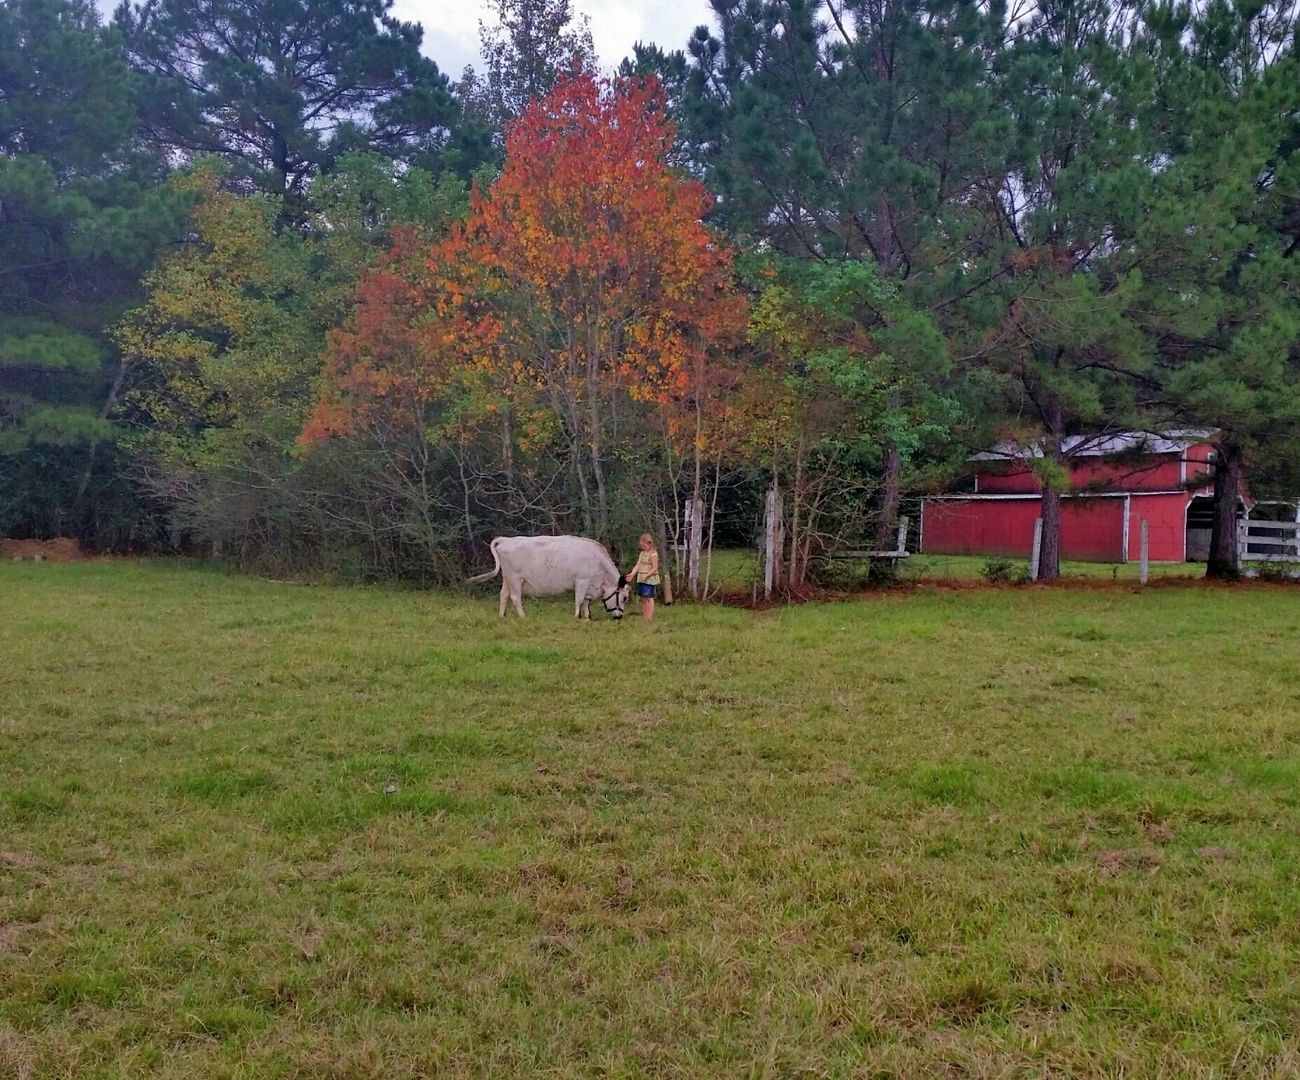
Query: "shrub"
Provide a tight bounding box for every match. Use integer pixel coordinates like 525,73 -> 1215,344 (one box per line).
981,558 -> 1031,585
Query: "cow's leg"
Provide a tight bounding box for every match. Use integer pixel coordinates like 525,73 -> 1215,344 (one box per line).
575,580 -> 590,619
510,582 -> 525,618
498,580 -> 510,618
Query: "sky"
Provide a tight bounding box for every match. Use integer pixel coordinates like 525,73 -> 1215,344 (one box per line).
394,1 -> 716,78
96,2 -> 718,77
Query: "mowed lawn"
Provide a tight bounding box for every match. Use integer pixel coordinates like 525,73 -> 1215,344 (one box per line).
4,563 -> 1300,1078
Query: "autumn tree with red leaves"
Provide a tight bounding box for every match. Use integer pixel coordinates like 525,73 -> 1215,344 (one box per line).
308,72 -> 745,542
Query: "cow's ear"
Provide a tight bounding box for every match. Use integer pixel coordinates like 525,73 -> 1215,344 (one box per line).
617,574 -> 627,587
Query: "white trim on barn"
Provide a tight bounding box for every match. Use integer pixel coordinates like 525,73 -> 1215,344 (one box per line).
923,490 -> 1188,502
968,430 -> 1214,463
1122,494 -> 1131,564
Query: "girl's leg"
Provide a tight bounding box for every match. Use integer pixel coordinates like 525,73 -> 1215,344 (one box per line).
643,597 -> 655,621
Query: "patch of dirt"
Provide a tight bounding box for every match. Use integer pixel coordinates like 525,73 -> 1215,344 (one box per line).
0,914 -> 52,953
1,537 -> 87,562
0,1027 -> 37,1080
608,865 -> 637,910
1096,848 -> 1163,876
1196,846 -> 1238,861
291,928 -> 325,960
710,583 -> 843,609
0,851 -> 33,869
1139,818 -> 1175,845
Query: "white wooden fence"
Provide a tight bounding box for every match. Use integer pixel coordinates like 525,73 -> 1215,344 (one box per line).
1239,517 -> 1300,564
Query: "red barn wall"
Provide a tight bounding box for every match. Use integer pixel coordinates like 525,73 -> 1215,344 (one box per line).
976,465 -> 1041,495
977,453 -> 1200,495
1062,497 -> 1127,561
1126,493 -> 1192,561
1073,457 -> 1184,490
1184,443 -> 1214,488
922,498 -> 1042,558
922,495 -> 1131,562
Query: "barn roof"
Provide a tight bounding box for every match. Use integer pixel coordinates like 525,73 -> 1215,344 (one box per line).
969,430 -> 1213,462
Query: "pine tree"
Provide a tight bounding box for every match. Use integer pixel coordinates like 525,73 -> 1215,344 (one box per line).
115,0 -> 461,209
948,0 -> 1164,580
0,0 -> 183,543
1137,0 -> 1300,579
661,0 -> 1007,544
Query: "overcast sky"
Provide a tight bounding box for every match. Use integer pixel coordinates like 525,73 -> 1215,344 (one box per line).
396,1 -> 714,78
96,2 -> 717,78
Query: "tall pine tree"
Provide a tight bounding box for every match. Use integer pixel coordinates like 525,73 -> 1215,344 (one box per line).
115,0 -> 466,210
1137,0 -> 1300,578
662,0 -> 1008,546
1,0 -> 182,544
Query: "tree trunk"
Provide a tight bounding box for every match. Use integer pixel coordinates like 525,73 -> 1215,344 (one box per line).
688,393 -> 704,598
572,451 -> 594,535
1037,397 -> 1065,582
501,406 -> 516,509
1039,484 -> 1062,581
661,429 -> 685,589
458,443 -> 474,547
702,450 -> 722,600
654,517 -> 674,605
588,437 -> 608,539
586,362 -> 608,538
789,435 -> 805,586
1207,439 -> 1243,580
873,443 -> 902,551
71,357 -> 130,536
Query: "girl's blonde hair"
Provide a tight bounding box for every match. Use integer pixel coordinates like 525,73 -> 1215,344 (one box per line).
638,533 -> 654,548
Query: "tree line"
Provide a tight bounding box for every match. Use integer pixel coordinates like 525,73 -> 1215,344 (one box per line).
2,0 -> 1297,587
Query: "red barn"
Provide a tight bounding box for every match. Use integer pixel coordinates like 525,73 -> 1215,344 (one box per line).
920,432 -> 1222,563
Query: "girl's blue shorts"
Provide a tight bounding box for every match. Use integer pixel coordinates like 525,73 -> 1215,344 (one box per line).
636,583 -> 657,598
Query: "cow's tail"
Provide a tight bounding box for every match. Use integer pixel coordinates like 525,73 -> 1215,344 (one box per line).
466,538 -> 502,584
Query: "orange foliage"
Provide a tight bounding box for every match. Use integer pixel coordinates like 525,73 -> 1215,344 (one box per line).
302,228 -> 456,443
304,73 -> 744,451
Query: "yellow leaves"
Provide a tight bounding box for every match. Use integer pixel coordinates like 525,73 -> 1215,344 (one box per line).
748,283 -> 818,355
116,169 -> 325,442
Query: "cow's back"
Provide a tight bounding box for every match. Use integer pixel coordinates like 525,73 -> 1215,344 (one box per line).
494,535 -> 615,596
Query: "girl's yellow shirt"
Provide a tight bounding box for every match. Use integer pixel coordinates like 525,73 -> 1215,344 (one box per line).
633,549 -> 660,585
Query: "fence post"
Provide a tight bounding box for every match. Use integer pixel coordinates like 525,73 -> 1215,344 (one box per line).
763,485 -> 780,599
1030,517 -> 1043,581
895,515 -> 909,556
1139,518 -> 1149,586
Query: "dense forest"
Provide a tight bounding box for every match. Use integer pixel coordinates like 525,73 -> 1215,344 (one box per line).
2,0 -> 1297,585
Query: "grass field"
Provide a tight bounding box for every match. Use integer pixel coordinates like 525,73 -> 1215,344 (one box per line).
4,561 -> 1300,1077
689,549 -> 1201,595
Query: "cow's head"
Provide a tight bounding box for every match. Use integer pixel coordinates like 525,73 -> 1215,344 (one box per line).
602,577 -> 630,619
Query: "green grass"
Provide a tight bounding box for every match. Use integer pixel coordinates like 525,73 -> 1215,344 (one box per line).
906,553 -> 1201,582
3,561 -> 1300,1076
690,549 -> 1202,594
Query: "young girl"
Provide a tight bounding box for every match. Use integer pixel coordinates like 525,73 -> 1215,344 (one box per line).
625,534 -> 660,621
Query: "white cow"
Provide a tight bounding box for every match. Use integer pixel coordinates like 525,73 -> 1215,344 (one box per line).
468,535 -> 629,619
